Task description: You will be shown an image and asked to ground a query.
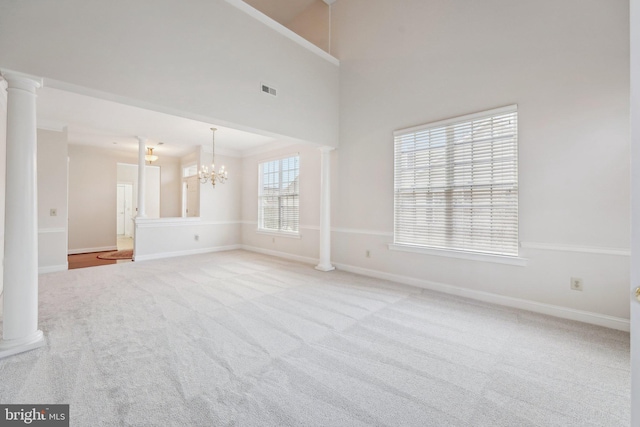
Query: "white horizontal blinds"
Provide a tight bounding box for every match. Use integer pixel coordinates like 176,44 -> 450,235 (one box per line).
259,156 -> 300,232
394,106 -> 518,256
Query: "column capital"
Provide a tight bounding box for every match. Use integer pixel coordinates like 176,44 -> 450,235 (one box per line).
136,136 -> 148,143
1,70 -> 43,92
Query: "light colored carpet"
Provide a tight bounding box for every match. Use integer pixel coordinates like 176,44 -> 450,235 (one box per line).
0,250 -> 630,426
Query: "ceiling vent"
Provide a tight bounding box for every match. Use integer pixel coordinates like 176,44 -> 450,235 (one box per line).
261,83 -> 277,97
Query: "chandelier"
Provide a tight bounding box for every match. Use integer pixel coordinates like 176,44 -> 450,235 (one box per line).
145,147 -> 158,164
199,127 -> 228,187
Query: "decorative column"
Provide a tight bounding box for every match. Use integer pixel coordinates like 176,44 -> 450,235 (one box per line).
315,146 -> 335,272
0,70 -> 44,358
136,136 -> 147,218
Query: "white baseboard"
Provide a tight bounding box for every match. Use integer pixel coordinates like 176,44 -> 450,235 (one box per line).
333,263 -> 630,332
133,245 -> 242,262
68,246 -> 117,255
39,264 -> 68,274
240,245 -> 319,265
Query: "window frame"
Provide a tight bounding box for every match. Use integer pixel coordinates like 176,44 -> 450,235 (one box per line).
392,105 -> 522,262
257,154 -> 300,237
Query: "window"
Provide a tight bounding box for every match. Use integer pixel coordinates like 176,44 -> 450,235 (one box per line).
259,156 -> 300,234
394,105 -> 518,256
183,164 -> 197,177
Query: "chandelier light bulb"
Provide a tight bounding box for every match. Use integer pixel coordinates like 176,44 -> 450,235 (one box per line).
199,127 -> 228,188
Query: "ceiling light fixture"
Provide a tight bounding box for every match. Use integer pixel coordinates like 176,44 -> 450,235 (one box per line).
199,127 -> 228,188
145,147 -> 158,164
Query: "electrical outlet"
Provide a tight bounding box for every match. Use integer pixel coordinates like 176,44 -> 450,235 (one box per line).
570,277 -> 583,291
194,234 -> 199,241
365,250 -> 371,258
50,208 -> 57,217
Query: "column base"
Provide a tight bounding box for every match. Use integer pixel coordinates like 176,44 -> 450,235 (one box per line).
0,330 -> 45,359
315,264 -> 335,272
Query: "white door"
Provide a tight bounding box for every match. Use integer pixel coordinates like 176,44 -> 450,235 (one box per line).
631,2 -> 639,423
185,175 -> 199,217
117,185 -> 125,235
117,184 -> 134,237
123,184 -> 133,236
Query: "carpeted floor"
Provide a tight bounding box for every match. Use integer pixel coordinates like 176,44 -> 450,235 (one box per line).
0,250 -> 630,426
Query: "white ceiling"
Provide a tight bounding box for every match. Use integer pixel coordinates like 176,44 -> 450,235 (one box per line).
36,87 -> 278,158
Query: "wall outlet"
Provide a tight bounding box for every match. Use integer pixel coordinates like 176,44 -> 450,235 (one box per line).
365,250 -> 371,258
570,277 -> 583,291
194,234 -> 199,241
50,208 -> 57,217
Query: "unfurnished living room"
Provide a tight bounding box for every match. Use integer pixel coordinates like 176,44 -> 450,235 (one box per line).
0,0 -> 637,426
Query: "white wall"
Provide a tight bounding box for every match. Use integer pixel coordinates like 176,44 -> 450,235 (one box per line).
37,128 -> 68,272
0,80 -> 6,300
158,157 -> 181,217
200,153 -> 243,222
240,142 -> 321,260
134,153 -> 244,260
0,0 -> 339,147
331,0 -> 630,323
117,163 -> 162,219
68,145 -> 119,253
69,145 -> 181,253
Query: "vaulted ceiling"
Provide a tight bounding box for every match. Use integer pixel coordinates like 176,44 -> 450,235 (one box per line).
243,0 -> 321,26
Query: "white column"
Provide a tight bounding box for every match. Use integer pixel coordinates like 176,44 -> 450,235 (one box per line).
316,146 -> 335,272
630,0 -> 640,423
0,70 -> 44,358
136,136 -> 147,218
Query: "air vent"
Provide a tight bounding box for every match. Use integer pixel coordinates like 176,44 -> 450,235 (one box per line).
261,83 -> 277,97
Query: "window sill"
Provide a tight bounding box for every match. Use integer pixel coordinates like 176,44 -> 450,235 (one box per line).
388,244 -> 528,266
256,229 -> 301,239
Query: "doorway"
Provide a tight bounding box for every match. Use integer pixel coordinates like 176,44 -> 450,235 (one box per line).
116,183 -> 134,250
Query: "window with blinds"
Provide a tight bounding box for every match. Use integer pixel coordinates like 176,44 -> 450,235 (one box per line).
259,156 -> 300,233
394,106 -> 518,256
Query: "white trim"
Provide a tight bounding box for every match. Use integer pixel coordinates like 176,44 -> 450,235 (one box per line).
224,0 -> 340,66
38,227 -> 66,234
241,245 -> 318,265
394,104 -> 518,137
134,218 -> 242,228
333,262 -> 629,332
332,227 -> 394,237
135,216 -> 200,225
134,244 -> 242,262
0,330 -> 45,359
319,229 -> 630,258
39,264 -> 68,274
388,244 -> 527,266
68,246 -> 117,255
199,220 -> 243,226
520,242 -> 630,256
256,229 -> 301,239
